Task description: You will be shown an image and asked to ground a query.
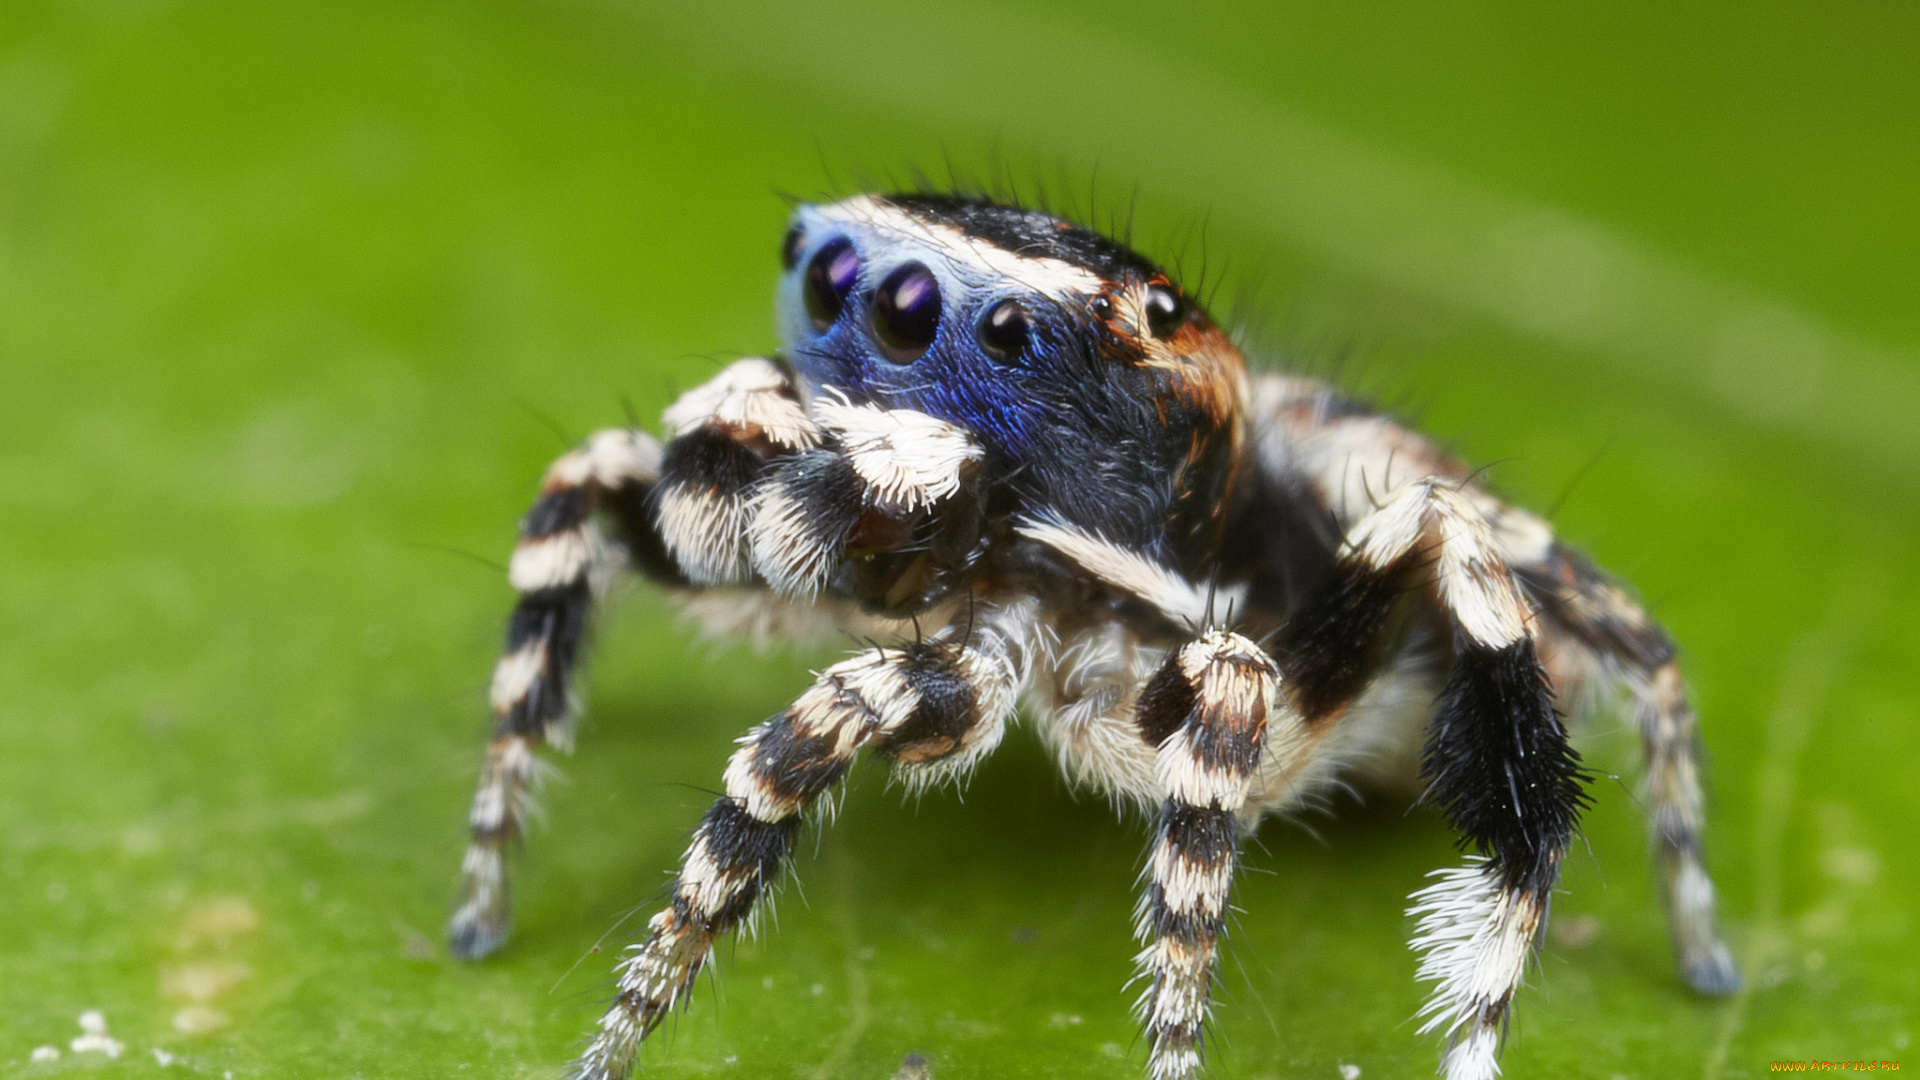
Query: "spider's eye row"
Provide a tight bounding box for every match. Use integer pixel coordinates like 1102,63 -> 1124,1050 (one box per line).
1144,284 -> 1187,339
804,238 -> 860,332
872,262 -> 941,362
978,298 -> 1031,362
780,225 -> 804,271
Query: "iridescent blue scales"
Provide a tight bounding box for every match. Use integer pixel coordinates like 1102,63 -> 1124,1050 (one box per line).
447,193 -> 1739,1080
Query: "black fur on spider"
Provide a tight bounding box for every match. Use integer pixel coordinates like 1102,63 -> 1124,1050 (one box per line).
447,192 -> 1739,1080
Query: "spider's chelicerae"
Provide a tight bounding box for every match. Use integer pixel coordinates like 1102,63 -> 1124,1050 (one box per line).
448,193 -> 1740,1080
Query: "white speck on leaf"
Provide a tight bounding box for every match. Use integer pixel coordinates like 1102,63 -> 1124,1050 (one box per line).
70,1009 -> 124,1058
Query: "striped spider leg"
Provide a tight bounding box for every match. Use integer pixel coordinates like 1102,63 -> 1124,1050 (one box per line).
449,356 -> 816,959
571,595 -> 1035,1080
566,396 -> 1013,1080
1256,376 -> 1739,1075
1517,542 -> 1741,994
1030,469 -> 1591,1080
1129,629 -> 1287,1080
1009,520 -> 1299,1080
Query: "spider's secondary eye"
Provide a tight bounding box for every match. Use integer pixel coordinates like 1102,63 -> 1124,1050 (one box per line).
780,225 -> 803,270
804,238 -> 860,331
872,262 -> 941,362
978,298 -> 1030,361
1144,285 -> 1187,339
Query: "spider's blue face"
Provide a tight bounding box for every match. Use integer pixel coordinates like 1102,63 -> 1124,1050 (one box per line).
775,195 -> 1244,467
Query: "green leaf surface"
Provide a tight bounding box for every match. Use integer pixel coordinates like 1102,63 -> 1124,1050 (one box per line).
2,2 -> 1914,1078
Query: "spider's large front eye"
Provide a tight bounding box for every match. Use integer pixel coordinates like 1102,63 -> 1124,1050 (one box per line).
804,238 -> 860,331
1144,284 -> 1187,339
872,262 -> 941,362
978,298 -> 1030,362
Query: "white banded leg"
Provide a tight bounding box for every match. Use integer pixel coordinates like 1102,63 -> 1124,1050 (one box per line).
1514,542 -> 1740,995
1130,630 -> 1288,1080
450,429 -> 661,959
571,600 -> 1033,1080
1638,662 -> 1739,992
453,359 -> 815,958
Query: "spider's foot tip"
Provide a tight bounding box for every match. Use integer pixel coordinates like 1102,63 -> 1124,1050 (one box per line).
1683,944 -> 1742,996
447,916 -> 509,961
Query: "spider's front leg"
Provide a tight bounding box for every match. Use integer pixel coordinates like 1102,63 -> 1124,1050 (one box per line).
567,395 -> 1005,1079
1277,479 -> 1587,1080
449,358 -> 815,959
572,598 -> 1034,1080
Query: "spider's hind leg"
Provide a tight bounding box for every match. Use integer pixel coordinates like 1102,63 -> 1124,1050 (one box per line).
1276,478 -> 1587,1080
1519,543 -> 1740,995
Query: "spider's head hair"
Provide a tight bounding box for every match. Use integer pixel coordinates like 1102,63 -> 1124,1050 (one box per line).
775,193 -> 1247,465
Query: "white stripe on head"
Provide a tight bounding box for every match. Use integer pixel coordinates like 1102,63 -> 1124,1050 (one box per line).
808,195 -> 1106,300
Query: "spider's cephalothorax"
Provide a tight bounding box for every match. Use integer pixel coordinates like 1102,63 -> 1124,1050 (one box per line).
447,193 -> 1740,1080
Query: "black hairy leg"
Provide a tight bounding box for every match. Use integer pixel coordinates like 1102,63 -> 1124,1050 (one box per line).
570,598 -> 1034,1080
1273,478 -> 1587,1080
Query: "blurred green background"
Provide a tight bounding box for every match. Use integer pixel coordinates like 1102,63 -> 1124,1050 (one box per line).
2,1 -> 1915,1077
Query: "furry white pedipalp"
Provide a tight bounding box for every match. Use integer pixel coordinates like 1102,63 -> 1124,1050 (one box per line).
813,395 -> 982,513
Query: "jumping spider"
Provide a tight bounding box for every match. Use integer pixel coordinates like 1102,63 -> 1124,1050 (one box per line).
448,193 -> 1739,1080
